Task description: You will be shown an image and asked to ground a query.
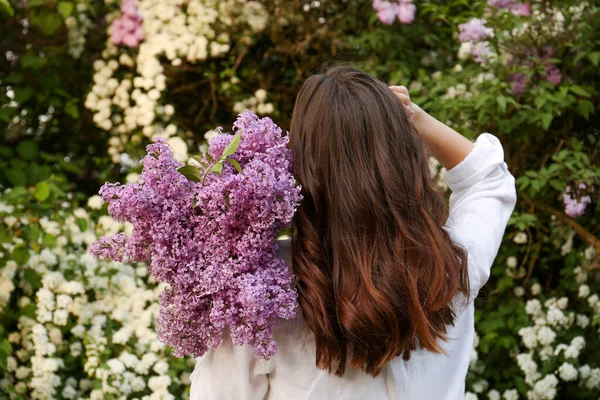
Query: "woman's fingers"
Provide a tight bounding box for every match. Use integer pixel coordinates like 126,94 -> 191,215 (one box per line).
389,85 -> 410,98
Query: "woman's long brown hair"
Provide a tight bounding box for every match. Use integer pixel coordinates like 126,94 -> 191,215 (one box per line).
289,65 -> 470,378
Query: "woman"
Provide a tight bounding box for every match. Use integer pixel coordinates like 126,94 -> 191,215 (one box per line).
189,65 -> 517,399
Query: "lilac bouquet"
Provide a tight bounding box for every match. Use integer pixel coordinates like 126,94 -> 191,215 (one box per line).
90,111 -> 303,359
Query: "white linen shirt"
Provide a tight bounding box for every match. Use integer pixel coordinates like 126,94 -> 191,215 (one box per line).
189,132 -> 518,400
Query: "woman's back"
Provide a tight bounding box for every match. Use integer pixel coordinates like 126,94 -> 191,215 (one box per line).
189,131 -> 517,400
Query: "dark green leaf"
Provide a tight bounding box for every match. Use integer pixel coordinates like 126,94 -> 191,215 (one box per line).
588,52 -> 600,67
16,140 -> 38,160
570,85 -> 591,98
35,181 -> 51,202
5,168 -> 27,186
577,100 -> 594,120
178,165 -> 202,182
14,87 -> 34,103
31,10 -> 63,36
12,246 -> 30,266
20,52 -> 47,70
221,132 -> 241,158
23,269 -> 42,290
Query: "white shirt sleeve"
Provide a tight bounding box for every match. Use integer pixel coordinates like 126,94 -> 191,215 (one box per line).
441,133 -> 517,299
188,329 -> 275,400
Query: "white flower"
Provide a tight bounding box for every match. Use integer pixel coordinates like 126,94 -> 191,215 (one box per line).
502,389 -> 519,400
564,336 -> 585,359
514,287 -> 525,297
167,136 -> 188,162
458,41 -> 473,60
87,195 -> 104,210
530,283 -> 542,296
487,389 -> 500,400
558,362 -> 578,381
466,393 -> 478,400
506,256 -> 518,268
585,368 -> 600,389
556,297 -> 568,310
518,327 -> 537,349
525,300 -> 542,316
513,232 -> 528,244
107,358 -> 126,374
579,364 -> 591,379
529,374 -> 558,399
576,314 -> 589,328
254,89 -> 267,102
537,326 -> 556,346
577,284 -> 590,298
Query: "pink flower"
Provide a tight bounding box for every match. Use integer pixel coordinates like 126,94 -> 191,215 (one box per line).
373,0 -> 396,25
563,183 -> 593,218
472,41 -> 492,64
110,0 -> 144,48
458,18 -> 492,43
372,0 -> 416,25
510,3 -> 531,16
544,65 -> 562,86
395,2 -> 416,24
510,73 -> 527,95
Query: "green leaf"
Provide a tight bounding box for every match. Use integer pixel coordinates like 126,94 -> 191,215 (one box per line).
30,10 -> 63,36
541,114 -> 553,131
221,132 -> 242,158
588,52 -> 600,67
75,217 -> 88,232
577,100 -> 594,120
35,181 -> 51,202
177,165 -> 202,182
12,246 -> 30,266
42,233 -> 56,246
497,96 -> 507,113
23,269 -> 42,290
208,162 -> 223,175
570,85 -> 591,98
0,354 -> 6,370
5,168 -> 27,186
226,158 -> 242,173
20,52 -> 47,70
57,1 -> 73,19
14,87 -> 34,103
190,155 -> 208,169
16,140 -> 38,160
0,0 -> 14,17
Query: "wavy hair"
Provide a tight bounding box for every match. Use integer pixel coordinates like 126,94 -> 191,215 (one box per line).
289,65 -> 470,377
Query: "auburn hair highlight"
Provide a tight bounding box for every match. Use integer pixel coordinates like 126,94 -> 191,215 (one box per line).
289,65 -> 470,377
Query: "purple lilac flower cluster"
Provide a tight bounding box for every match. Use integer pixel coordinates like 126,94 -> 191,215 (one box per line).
563,182 -> 593,218
458,18 -> 494,64
372,0 -> 416,25
488,0 -> 531,16
110,0 -> 144,48
90,111 -> 303,359
510,47 -> 562,95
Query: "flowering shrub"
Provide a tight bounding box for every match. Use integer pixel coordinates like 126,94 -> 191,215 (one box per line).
1,0 -> 599,399
0,185 -> 194,399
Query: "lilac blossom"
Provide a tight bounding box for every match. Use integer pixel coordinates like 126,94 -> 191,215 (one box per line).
372,0 -> 416,25
91,111 -> 303,360
488,0 -> 531,16
110,0 -> 144,48
563,183 -> 593,218
458,18 -> 492,43
510,72 -> 528,95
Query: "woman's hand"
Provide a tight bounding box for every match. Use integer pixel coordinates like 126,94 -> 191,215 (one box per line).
389,85 -> 475,170
388,85 -> 424,123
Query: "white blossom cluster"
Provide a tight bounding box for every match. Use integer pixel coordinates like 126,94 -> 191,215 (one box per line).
0,194 -> 194,399
233,88 -> 275,115
509,3 -> 586,40
65,2 -> 94,59
514,282 -> 600,399
85,0 -> 270,165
